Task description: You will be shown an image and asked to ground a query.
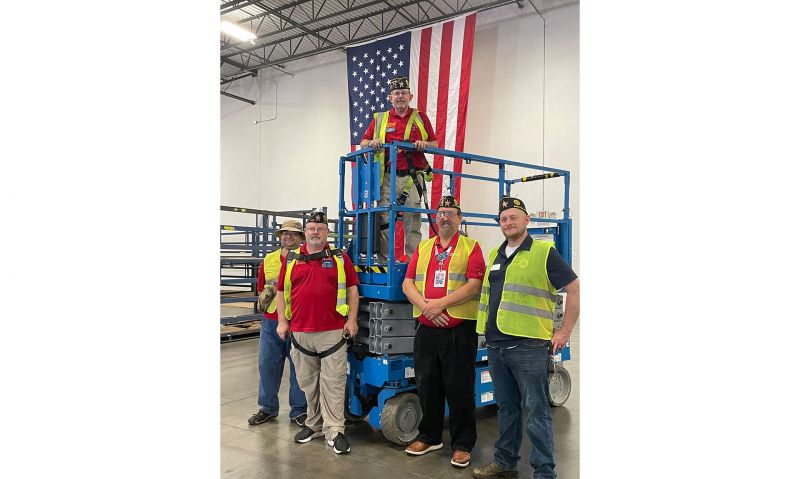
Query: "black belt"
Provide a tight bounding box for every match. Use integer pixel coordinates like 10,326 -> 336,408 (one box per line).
290,332 -> 348,359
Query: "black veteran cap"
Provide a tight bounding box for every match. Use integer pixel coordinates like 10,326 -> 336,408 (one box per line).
389,76 -> 410,91
499,196 -> 528,215
308,211 -> 328,224
438,195 -> 461,212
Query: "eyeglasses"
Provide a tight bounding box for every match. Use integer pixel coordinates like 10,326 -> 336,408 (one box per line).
281,232 -> 302,238
305,226 -> 328,233
436,211 -> 459,219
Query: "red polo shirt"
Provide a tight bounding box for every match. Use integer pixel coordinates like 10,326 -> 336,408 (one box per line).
276,244 -> 359,333
405,232 -> 486,328
256,256 -> 285,321
361,108 -> 437,171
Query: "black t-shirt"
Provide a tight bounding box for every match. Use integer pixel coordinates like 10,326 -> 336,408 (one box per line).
485,235 -> 578,348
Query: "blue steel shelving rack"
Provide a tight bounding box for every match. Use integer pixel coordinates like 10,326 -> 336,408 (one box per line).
220,206 -> 353,342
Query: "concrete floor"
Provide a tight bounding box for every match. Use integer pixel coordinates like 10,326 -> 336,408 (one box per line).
220,324 -> 579,479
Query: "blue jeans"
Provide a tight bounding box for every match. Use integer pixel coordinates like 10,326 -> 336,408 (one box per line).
258,319 -> 306,418
488,339 -> 556,479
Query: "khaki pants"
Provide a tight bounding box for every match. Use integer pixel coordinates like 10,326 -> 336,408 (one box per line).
378,173 -> 422,261
289,330 -> 347,441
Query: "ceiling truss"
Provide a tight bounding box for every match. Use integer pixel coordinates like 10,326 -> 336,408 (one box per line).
220,0 -> 525,84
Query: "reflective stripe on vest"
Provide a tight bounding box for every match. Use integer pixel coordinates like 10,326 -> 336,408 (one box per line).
262,249 -> 283,314
373,109 -> 429,184
476,240 -> 558,339
412,234 -> 479,320
283,249 -> 350,320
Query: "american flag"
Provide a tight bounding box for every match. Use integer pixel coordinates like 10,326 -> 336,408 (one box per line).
347,33 -> 411,141
346,14 -> 476,246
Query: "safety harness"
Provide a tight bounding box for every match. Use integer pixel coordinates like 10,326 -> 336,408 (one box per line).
290,331 -> 351,359
285,247 -> 343,263
284,247 -> 353,358
283,247 -> 350,320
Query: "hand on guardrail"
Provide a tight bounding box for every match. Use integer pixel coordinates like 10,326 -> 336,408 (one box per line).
414,140 -> 430,151
365,139 -> 382,150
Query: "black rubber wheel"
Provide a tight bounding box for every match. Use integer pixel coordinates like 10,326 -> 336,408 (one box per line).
547,364 -> 572,407
380,392 -> 422,445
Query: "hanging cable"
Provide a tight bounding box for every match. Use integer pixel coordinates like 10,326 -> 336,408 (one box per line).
254,75 -> 278,210
254,76 -> 277,124
529,0 -> 547,209
257,76 -> 262,210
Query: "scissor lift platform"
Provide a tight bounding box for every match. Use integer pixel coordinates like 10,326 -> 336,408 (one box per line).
338,142 -> 574,445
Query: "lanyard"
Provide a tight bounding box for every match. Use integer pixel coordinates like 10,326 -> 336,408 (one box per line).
434,243 -> 452,269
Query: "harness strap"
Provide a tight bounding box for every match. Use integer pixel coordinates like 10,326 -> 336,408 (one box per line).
286,248 -> 343,263
290,332 -> 347,359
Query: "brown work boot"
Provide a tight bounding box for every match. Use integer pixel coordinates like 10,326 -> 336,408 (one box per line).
404,440 -> 444,455
451,450 -> 471,467
472,461 -> 518,478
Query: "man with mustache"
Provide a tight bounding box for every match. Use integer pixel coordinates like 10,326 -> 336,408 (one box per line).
472,196 -> 580,479
401,196 -> 486,468
248,219 -> 308,427
360,75 -> 438,262
276,211 -> 360,455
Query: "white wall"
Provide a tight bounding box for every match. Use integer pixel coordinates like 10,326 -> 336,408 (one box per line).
221,1 -> 579,271
462,2 -> 579,270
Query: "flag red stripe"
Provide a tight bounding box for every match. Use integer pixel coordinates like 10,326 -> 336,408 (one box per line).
453,14 -> 476,200
350,145 -> 357,208
431,21 -> 454,212
416,29 -> 432,112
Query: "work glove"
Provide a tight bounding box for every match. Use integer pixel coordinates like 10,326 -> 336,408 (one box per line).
257,283 -> 277,313
419,165 -> 433,182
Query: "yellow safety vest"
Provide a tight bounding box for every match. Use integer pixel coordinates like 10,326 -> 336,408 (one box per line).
282,248 -> 350,320
372,109 -> 429,183
412,234 -> 480,320
261,249 -> 283,314
476,240 -> 560,339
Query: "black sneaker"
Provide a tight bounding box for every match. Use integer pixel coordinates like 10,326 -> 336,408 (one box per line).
247,410 -> 278,426
327,432 -> 351,454
294,426 -> 325,443
290,413 -> 307,427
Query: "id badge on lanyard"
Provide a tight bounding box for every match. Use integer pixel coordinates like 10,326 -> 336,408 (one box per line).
432,245 -> 452,288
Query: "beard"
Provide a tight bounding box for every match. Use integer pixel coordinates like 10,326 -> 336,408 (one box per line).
307,237 -> 325,248
502,226 -> 526,242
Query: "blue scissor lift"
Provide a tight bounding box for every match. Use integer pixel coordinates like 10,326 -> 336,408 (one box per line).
337,142 -> 574,445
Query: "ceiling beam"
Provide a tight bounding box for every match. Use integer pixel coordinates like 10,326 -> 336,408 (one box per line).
222,0 -> 423,59
220,0 -> 263,16
253,1 -> 345,52
229,0 -> 316,23
220,71 -> 257,85
222,0 -> 390,52
220,90 -> 256,105
222,0 -> 519,79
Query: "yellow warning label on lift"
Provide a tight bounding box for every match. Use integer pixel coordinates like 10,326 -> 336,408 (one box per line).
354,265 -> 387,273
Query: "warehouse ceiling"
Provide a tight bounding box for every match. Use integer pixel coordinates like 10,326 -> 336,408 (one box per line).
220,0 -> 552,85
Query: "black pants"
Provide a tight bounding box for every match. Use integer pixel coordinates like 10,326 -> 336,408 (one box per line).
413,320 -> 478,452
